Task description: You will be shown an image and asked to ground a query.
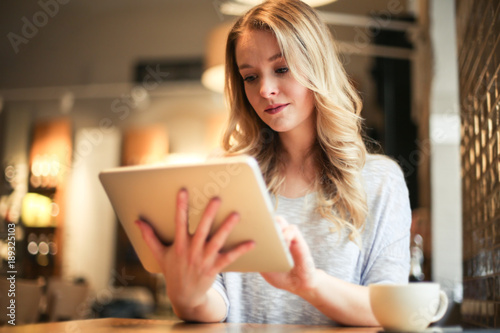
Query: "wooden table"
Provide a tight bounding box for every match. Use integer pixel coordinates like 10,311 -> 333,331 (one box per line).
0,318 -> 383,333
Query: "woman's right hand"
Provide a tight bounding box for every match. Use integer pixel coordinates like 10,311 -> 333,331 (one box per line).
135,188 -> 255,317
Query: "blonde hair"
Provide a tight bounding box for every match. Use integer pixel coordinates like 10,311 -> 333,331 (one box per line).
222,0 -> 368,241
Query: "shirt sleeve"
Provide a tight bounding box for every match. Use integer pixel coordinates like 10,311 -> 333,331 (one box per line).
211,273 -> 230,322
360,158 -> 412,286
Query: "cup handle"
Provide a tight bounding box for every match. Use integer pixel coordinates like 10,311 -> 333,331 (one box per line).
431,290 -> 449,323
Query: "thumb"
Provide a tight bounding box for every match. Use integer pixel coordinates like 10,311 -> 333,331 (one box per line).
135,219 -> 167,264
288,230 -> 314,271
275,215 -> 290,229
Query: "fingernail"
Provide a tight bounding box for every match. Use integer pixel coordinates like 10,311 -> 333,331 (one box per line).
178,188 -> 188,199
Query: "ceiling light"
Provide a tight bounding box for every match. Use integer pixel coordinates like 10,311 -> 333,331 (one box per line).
220,0 -> 337,16
235,0 -> 336,6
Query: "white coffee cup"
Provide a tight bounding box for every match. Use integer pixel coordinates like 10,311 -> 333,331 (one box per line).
369,282 -> 449,332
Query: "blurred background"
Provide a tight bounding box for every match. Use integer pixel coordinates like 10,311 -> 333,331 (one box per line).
0,0 -> 498,328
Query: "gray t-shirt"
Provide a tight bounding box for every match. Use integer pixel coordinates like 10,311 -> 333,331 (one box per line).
212,154 -> 411,325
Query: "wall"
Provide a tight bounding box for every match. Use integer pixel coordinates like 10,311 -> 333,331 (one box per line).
1,85 -> 226,294
64,127 -> 120,294
0,0 -> 236,291
456,0 -> 500,328
0,0 -> 223,89
429,0 -> 462,299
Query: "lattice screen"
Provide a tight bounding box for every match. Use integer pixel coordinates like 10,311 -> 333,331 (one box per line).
457,0 -> 500,327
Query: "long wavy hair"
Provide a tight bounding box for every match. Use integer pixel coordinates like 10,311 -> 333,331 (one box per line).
222,0 -> 368,241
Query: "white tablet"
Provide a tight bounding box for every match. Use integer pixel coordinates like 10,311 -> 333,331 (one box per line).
99,155 -> 294,273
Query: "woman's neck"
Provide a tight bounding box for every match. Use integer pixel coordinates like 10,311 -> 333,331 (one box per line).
278,118 -> 316,166
278,154 -> 317,198
277,123 -> 318,198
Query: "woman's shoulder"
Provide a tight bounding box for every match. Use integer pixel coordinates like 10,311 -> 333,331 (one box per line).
363,153 -> 405,178
362,154 -> 407,192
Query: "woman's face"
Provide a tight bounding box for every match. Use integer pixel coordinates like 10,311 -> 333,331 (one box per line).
235,29 -> 315,135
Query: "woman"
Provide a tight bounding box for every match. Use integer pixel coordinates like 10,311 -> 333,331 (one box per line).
136,0 -> 411,326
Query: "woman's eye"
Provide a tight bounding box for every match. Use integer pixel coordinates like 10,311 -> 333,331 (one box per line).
276,67 -> 289,74
243,75 -> 256,83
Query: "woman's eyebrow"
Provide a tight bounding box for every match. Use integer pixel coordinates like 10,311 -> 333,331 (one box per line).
238,53 -> 283,70
268,53 -> 283,62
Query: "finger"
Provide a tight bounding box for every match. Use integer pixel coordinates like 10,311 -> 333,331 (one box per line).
213,240 -> 256,273
288,229 -> 314,270
276,216 -> 291,245
204,212 -> 240,259
136,220 -> 167,265
191,197 -> 221,254
275,215 -> 289,229
174,188 -> 189,246
281,224 -> 298,247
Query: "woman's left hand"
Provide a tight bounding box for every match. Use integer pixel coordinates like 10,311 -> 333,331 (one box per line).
260,216 -> 318,296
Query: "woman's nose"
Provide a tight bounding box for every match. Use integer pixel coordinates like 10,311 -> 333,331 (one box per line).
259,77 -> 278,98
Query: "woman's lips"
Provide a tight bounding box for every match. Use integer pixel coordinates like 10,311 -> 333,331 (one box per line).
264,103 -> 289,114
